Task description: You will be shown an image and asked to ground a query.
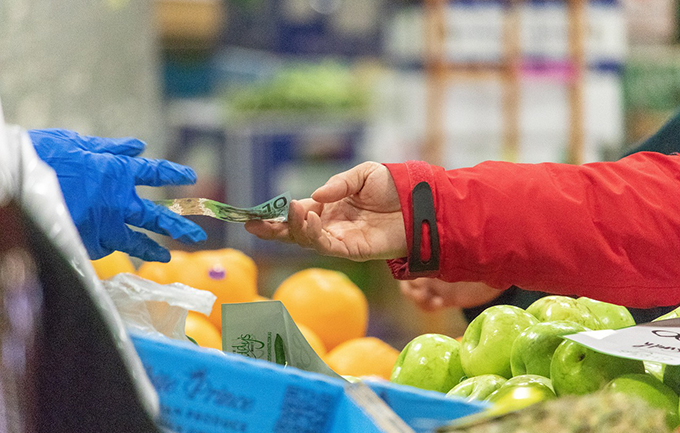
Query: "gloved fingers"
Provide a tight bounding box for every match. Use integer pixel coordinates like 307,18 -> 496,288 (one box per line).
79,135 -> 146,157
28,128 -> 146,156
127,199 -> 207,244
113,228 -> 172,263
123,156 -> 198,186
86,244 -> 116,261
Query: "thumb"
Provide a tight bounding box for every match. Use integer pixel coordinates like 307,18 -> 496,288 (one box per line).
311,162 -> 377,203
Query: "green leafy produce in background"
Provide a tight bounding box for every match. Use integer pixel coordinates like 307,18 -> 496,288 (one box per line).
226,61 -> 368,114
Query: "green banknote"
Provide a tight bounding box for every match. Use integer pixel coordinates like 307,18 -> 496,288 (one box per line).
155,192 -> 290,223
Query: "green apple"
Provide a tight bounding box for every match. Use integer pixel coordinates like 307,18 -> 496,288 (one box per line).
576,296 -> 636,329
604,373 -> 680,429
645,361 -> 666,382
550,339 -> 645,396
664,366 -> 680,396
653,306 -> 680,322
460,305 -> 539,379
510,320 -> 586,378
390,333 -> 466,393
446,374 -> 507,402
484,374 -> 556,416
526,295 -> 602,330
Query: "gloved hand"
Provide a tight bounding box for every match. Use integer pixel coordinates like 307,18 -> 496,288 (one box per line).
29,128 -> 207,262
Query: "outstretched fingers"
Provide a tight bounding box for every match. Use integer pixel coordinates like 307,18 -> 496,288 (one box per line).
121,229 -> 172,263
125,156 -> 198,187
244,220 -> 289,241
127,199 -> 207,243
288,200 -> 314,247
245,198 -> 343,255
304,210 -> 358,259
81,135 -> 146,157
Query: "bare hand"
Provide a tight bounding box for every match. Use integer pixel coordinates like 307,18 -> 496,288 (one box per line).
245,162 -> 407,261
400,278 -> 505,311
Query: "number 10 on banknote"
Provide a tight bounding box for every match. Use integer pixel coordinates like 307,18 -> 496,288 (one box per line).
155,192 -> 291,223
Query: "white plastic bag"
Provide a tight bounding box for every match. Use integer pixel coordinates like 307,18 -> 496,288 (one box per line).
0,99 -> 161,422
0,98 -> 160,417
102,273 -> 216,342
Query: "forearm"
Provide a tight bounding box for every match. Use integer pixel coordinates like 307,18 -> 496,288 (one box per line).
386,153 -> 680,308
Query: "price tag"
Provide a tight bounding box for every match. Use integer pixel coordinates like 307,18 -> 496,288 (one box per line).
564,318 -> 680,365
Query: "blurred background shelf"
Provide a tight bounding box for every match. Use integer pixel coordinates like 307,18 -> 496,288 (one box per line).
3,0 -> 680,344
421,0 -> 587,166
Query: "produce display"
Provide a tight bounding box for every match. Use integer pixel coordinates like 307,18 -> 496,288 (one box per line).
446,375 -> 507,402
92,249 -> 680,431
509,320 -> 586,377
325,336 -> 400,381
484,374 -> 556,414
92,249 -> 399,381
90,250 -> 136,280
391,333 -> 466,393
226,62 -> 367,114
390,294 -> 680,430
183,311 -> 222,350
459,305 -> 539,378
137,248 -> 258,330
272,268 -> 369,351
604,373 -> 679,428
550,338 -> 643,395
525,296 -> 604,330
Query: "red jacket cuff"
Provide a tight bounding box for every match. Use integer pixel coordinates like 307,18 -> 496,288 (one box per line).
384,161 -> 440,280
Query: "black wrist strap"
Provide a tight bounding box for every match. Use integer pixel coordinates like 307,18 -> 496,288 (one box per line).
408,181 -> 440,275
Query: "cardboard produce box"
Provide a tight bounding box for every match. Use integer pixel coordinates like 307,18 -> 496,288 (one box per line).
131,334 -> 486,432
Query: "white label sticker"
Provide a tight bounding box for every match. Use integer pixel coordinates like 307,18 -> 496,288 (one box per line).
564,318 -> 680,365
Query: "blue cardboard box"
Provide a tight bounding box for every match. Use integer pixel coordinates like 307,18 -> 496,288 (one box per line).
364,378 -> 487,433
132,334 -> 407,432
131,334 -> 486,433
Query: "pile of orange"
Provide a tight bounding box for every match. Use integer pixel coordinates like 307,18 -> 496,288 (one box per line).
136,250 -> 190,285
273,268 -> 369,351
185,311 -> 222,350
297,322 -> 328,358
325,337 -> 400,381
95,253 -> 400,378
138,248 -> 261,331
90,250 -> 136,280
139,248 -> 260,351
94,248 -> 263,351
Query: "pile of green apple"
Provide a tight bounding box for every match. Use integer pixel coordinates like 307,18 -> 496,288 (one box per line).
389,295 -> 680,429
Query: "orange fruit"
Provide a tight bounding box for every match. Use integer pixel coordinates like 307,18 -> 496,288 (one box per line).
173,248 -> 258,330
91,251 -> 136,280
296,322 -> 327,358
185,311 -> 222,350
325,337 -> 400,380
272,268 -> 368,351
250,295 -> 270,302
136,250 -> 189,284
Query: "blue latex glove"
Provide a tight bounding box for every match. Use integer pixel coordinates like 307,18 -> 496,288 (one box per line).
29,129 -> 207,262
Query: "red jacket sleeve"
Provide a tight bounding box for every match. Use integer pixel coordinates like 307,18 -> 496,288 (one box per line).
384,153 -> 680,308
